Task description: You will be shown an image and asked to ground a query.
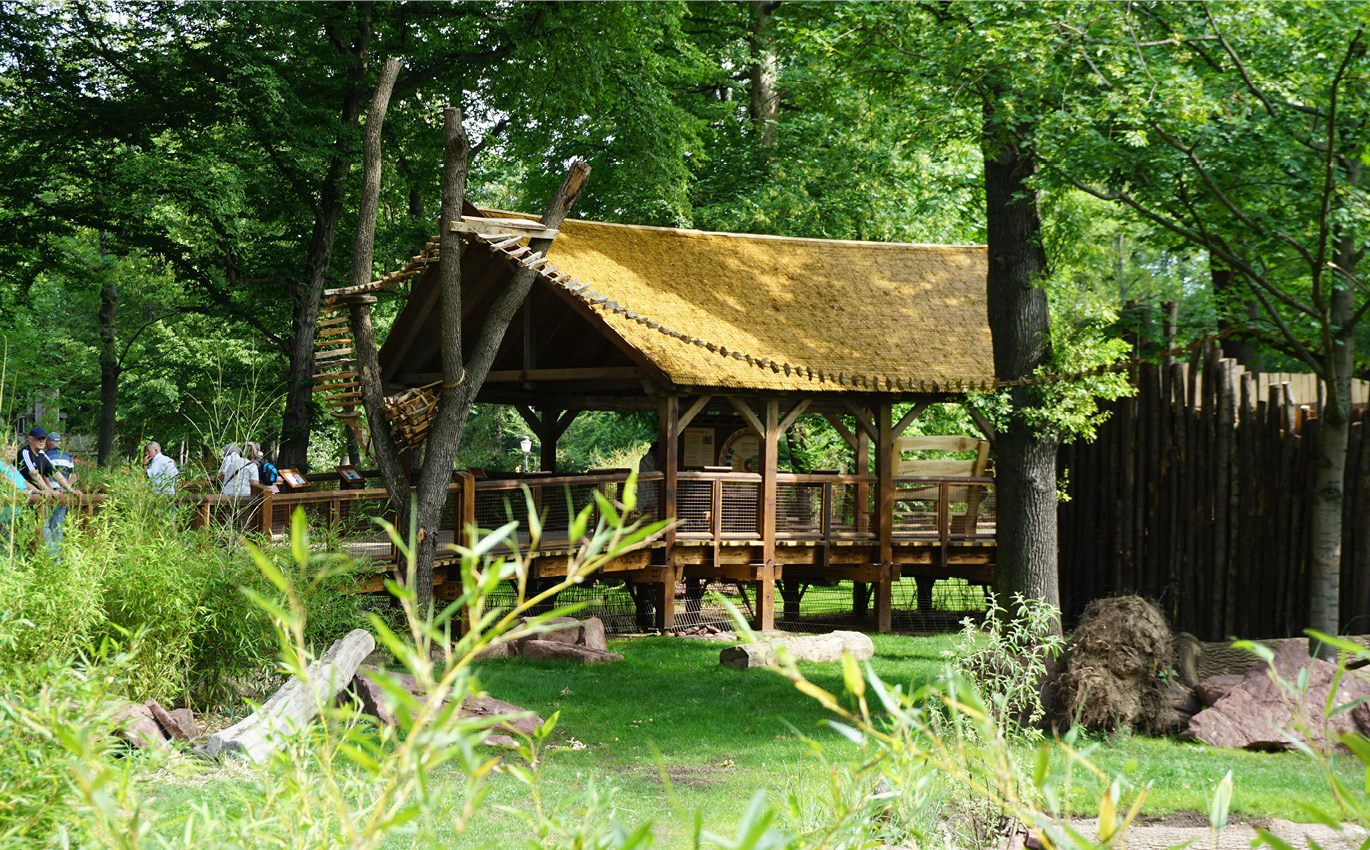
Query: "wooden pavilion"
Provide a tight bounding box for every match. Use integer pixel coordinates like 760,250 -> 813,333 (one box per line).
335,208 -> 998,632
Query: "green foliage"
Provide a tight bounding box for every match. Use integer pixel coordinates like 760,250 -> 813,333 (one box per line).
945,594 -> 1065,738
0,474 -> 368,708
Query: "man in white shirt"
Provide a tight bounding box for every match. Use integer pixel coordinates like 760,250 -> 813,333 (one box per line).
144,441 -> 179,495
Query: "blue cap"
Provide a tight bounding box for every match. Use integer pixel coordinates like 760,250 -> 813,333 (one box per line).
27,426 -> 46,439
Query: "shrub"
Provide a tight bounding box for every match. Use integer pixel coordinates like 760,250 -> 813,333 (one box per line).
944,593 -> 1065,737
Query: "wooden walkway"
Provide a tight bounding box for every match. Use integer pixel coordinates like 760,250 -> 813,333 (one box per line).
23,468 -> 995,633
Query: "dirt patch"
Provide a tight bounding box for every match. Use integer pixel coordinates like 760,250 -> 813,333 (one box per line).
618,764 -> 725,790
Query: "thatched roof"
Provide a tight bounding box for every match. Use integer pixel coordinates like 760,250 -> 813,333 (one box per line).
539,216 -> 992,392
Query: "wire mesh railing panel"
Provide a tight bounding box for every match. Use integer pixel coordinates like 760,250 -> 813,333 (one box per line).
892,485 -> 940,537
677,480 -> 712,535
776,482 -> 822,537
826,482 -> 874,536
769,576 -> 988,633
720,481 -> 760,536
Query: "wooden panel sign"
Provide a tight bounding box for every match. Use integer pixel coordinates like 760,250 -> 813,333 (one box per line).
682,427 -> 716,468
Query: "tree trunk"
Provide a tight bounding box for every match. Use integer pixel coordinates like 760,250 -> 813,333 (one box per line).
983,125 -> 1060,617
1308,233 -> 1357,659
97,230 -> 119,466
1211,260 -> 1259,367
747,1 -> 780,148
276,33 -> 374,469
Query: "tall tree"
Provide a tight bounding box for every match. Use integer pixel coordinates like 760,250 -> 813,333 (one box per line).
1036,2 -> 1370,654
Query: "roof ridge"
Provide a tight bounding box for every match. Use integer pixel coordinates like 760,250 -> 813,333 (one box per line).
476,207 -> 987,251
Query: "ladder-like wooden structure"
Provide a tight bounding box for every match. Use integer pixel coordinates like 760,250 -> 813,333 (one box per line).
313,219 -> 573,457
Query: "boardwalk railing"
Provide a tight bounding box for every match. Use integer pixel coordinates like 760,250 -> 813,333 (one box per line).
11,470 -> 994,565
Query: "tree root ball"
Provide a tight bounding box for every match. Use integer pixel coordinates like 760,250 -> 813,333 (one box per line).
1055,595 -> 1182,735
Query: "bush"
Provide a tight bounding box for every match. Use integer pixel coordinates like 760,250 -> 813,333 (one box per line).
0,474 -> 370,708
944,593 -> 1065,737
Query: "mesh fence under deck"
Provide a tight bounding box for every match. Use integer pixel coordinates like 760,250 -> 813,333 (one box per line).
480,575 -> 987,636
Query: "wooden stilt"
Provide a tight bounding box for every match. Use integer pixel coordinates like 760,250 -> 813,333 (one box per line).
875,403 -> 894,633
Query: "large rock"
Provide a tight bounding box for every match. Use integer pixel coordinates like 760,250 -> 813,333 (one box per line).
110,702 -> 170,752
1197,674 -> 1245,708
517,616 -> 582,648
460,694 -> 544,737
346,666 -> 545,739
719,631 -> 875,671
201,629 -> 375,762
581,617 -> 608,651
168,708 -> 199,740
146,699 -> 195,742
521,639 -> 623,664
1185,639 -> 1370,751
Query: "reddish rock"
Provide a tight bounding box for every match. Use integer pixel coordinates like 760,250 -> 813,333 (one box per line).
580,617 -> 607,651
1185,639 -> 1370,752
109,703 -> 170,751
460,694 -> 544,737
346,671 -> 396,726
1197,674 -> 1245,707
168,708 -> 199,740
482,733 -> 518,748
145,700 -> 195,741
521,639 -> 623,665
473,642 -> 514,660
525,616 -> 582,645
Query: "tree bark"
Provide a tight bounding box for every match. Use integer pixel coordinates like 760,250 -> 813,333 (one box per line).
97,230 -> 119,466
1308,230 -> 1357,659
1211,260 -> 1259,367
983,125 -> 1061,618
277,23 -> 375,469
747,1 -> 780,148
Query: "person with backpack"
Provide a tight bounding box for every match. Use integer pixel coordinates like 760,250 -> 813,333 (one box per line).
219,443 -> 257,497
249,444 -> 280,490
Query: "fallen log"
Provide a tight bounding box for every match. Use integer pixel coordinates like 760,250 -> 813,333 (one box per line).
200,629 -> 374,762
719,631 -> 875,671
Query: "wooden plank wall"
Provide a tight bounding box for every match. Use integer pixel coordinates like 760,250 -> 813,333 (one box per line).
1058,345 -> 1369,641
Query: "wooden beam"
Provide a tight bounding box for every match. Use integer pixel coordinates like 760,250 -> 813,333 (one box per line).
678,395 -> 713,432
874,403 -> 894,633
728,395 -> 765,436
893,401 -> 931,440
965,405 -> 999,444
660,395 -> 680,630
842,400 -> 879,442
553,408 -> 580,440
756,398 -> 779,631
449,216 -> 560,240
823,412 -> 858,450
778,399 -> 812,435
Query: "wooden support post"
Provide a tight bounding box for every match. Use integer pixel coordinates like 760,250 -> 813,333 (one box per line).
854,408 -> 872,617
654,578 -> 676,633
874,403 -> 894,633
755,398 -> 780,631
658,395 -> 680,631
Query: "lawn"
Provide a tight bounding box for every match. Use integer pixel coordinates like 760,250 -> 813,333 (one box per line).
145,633 -> 1356,848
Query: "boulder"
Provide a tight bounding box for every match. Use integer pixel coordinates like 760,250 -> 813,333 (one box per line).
146,699 -> 195,742
473,642 -> 514,661
518,616 -> 582,647
460,694 -> 544,737
1197,674 -> 1245,707
719,631 -> 875,671
521,639 -> 623,664
580,617 -> 608,651
168,708 -> 199,740
345,669 -> 395,727
110,703 -> 170,752
1185,639 -> 1370,752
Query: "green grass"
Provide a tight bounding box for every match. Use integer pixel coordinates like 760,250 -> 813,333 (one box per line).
143,633 -> 1360,848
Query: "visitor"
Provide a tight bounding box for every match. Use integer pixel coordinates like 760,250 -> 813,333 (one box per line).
0,438 -> 37,549
219,443 -> 257,497
144,441 -> 179,495
15,426 -> 66,560
42,432 -> 80,558
255,444 -> 281,493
